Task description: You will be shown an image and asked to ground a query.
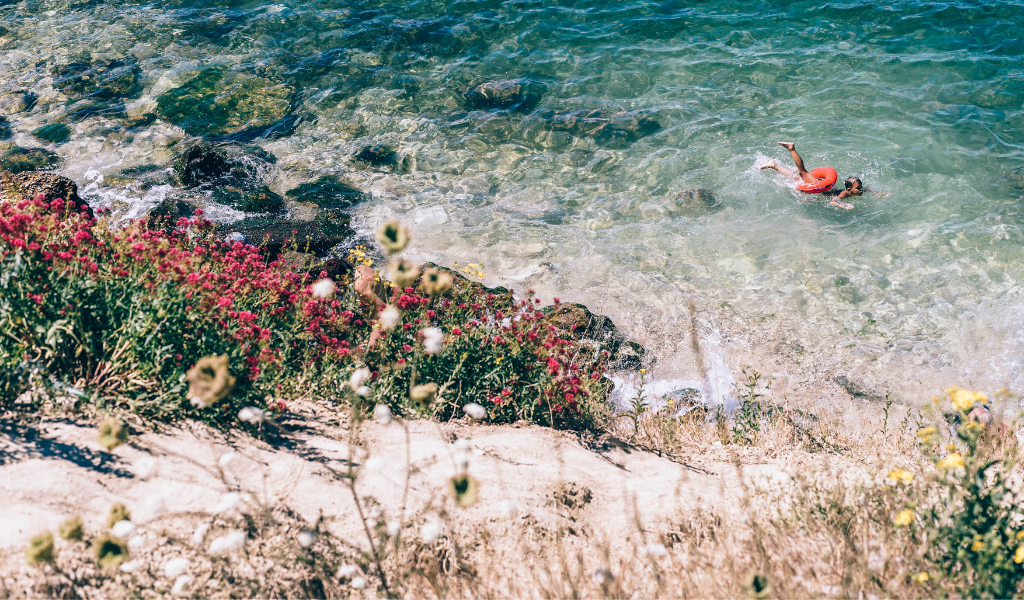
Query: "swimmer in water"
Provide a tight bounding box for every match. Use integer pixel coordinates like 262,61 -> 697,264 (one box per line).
761,142 -> 869,210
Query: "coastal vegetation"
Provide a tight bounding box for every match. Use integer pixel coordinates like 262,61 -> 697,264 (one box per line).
3,189 -> 1023,598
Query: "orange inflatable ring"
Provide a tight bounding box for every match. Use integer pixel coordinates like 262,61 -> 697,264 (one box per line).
796,166 -> 838,193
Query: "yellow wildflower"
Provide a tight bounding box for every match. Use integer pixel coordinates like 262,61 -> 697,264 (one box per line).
916,426 -> 939,443
936,453 -> 965,470
894,509 -> 914,527
913,572 -> 929,583
887,469 -> 914,484
1017,531 -> 1024,540
971,539 -> 985,552
1015,546 -> 1024,564
948,386 -> 986,411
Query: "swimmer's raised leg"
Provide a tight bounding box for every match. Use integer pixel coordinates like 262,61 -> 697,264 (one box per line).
777,141 -> 817,183
760,160 -> 799,180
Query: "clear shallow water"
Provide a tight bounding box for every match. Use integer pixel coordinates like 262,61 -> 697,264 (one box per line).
2,0 -> 1023,400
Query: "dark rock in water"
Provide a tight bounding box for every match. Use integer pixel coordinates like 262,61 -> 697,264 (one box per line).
544,109 -> 662,148
31,124 -> 72,144
314,208 -> 355,238
212,185 -> 285,213
0,90 -> 36,116
668,189 -> 721,216
66,100 -> 127,120
354,144 -> 398,167
147,197 -> 196,229
390,74 -> 421,97
174,143 -> 233,187
51,61 -> 142,100
1,147 -> 58,174
0,171 -> 91,217
219,217 -> 352,257
173,143 -> 282,213
155,67 -> 295,138
286,175 -> 366,209
124,112 -> 158,129
173,143 -> 275,188
278,250 -> 353,280
464,79 -> 546,112
540,302 -> 647,371
0,117 -> 9,140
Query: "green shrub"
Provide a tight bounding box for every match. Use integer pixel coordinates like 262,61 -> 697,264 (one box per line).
0,195 -> 608,429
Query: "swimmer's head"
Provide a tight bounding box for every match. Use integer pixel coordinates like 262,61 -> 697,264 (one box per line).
845,176 -> 863,195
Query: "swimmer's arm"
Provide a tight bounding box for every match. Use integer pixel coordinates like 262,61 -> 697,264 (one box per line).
830,197 -> 855,210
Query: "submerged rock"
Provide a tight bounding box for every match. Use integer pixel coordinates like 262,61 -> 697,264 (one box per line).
0,90 -> 37,116
667,189 -> 721,216
156,67 -> 295,138
279,250 -> 353,280
219,217 -> 351,257
0,147 -> 58,174
464,79 -> 546,112
212,185 -> 285,213
540,302 -> 646,370
286,175 -> 366,209
173,143 -> 275,189
31,124 -> 72,144
354,144 -> 398,167
0,117 -> 9,140
147,196 -> 196,227
544,109 -> 662,148
51,60 -> 142,100
0,171 -> 91,217
314,208 -> 355,238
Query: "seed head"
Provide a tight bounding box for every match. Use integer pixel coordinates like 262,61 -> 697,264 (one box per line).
410,382 -> 438,407
377,220 -> 410,254
463,402 -> 486,420
311,278 -> 337,299
94,533 -> 130,570
448,473 -> 479,507
111,520 -> 136,538
388,258 -> 419,290
107,503 -> 131,529
420,519 -> 440,544
164,557 -> 190,578
378,305 -> 401,331
59,515 -> 84,541
134,456 -> 158,480
98,417 -> 127,452
26,531 -> 54,566
238,407 -> 264,424
373,404 -> 393,425
187,355 -> 235,408
350,367 -> 371,389
208,530 -> 246,555
337,564 -> 359,579
744,573 -> 772,599
420,267 -> 453,298
422,327 -> 443,355
298,530 -> 314,548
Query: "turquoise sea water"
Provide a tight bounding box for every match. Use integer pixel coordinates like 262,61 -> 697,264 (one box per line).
1,0 -> 1023,400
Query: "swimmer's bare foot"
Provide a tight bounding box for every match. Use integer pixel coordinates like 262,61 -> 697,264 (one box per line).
777,141 -> 795,150
354,264 -> 385,319
760,160 -> 779,170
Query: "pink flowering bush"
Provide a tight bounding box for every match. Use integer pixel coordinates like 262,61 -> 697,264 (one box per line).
366,287 -> 608,428
0,195 -> 608,429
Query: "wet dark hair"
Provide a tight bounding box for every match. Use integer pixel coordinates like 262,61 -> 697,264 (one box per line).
845,176 -> 862,190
